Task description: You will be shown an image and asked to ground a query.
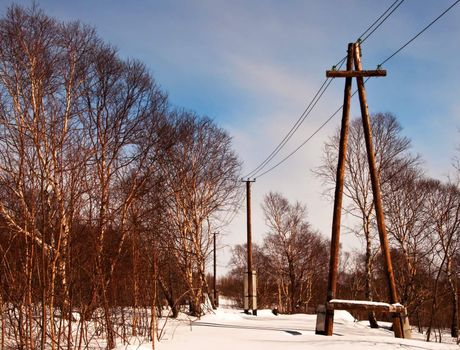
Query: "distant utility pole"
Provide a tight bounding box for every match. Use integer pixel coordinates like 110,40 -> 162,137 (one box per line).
213,231 -> 218,309
243,178 -> 257,316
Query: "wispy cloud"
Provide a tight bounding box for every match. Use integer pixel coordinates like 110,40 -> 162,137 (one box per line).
225,54 -> 316,107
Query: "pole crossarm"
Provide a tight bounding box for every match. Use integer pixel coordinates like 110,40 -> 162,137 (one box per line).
326,69 -> 386,78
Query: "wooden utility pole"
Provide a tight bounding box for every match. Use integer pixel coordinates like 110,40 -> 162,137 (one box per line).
321,42 -> 405,338
324,42 -> 354,335
353,43 -> 403,337
244,179 -> 257,316
213,231 -> 218,309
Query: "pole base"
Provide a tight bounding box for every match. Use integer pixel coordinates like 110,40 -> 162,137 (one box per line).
315,305 -> 327,335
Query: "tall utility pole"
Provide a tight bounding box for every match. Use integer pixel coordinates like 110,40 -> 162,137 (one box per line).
321,42 -> 405,338
353,43 -> 402,336
243,178 -> 257,316
324,42 -> 354,335
213,231 -> 218,309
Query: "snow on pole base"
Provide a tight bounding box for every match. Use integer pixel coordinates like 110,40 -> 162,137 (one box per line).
315,299 -> 412,339
327,299 -> 406,313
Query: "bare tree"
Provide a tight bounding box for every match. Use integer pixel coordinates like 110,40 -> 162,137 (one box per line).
158,112 -> 241,316
228,243 -> 276,309
383,162 -> 434,321
0,4 -> 173,349
261,192 -> 328,313
78,38 -> 168,347
422,179 -> 460,341
0,6 -> 98,348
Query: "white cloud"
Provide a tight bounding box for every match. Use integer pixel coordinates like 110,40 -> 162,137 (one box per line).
224,54 -> 316,107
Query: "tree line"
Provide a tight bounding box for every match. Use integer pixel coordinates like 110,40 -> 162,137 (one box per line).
0,5 -> 241,349
223,112 -> 460,343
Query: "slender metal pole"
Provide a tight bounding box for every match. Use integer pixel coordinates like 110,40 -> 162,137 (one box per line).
324,43 -> 354,336
353,42 -> 403,338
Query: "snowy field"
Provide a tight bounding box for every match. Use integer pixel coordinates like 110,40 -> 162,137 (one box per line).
118,299 -> 458,350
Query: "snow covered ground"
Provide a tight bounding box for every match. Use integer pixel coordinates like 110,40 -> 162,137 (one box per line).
118,299 -> 458,350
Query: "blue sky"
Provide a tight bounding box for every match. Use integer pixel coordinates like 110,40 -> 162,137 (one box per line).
3,0 -> 460,272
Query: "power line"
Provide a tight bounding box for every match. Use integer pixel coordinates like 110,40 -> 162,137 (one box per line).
244,55 -> 347,179
359,0 -> 406,44
244,77 -> 330,179
379,0 -> 460,67
256,0 -> 460,179
246,63 -> 342,179
256,106 -> 342,179
256,82 -> 365,179
243,1 -> 406,179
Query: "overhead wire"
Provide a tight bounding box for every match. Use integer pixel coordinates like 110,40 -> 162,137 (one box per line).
256,81 -> 366,179
379,0 -> 460,67
256,0 -> 460,179
244,56 -> 346,179
243,77 -> 330,179
359,0 -> 406,44
256,106 -> 343,179
245,62 -> 344,179
243,0 -> 406,179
